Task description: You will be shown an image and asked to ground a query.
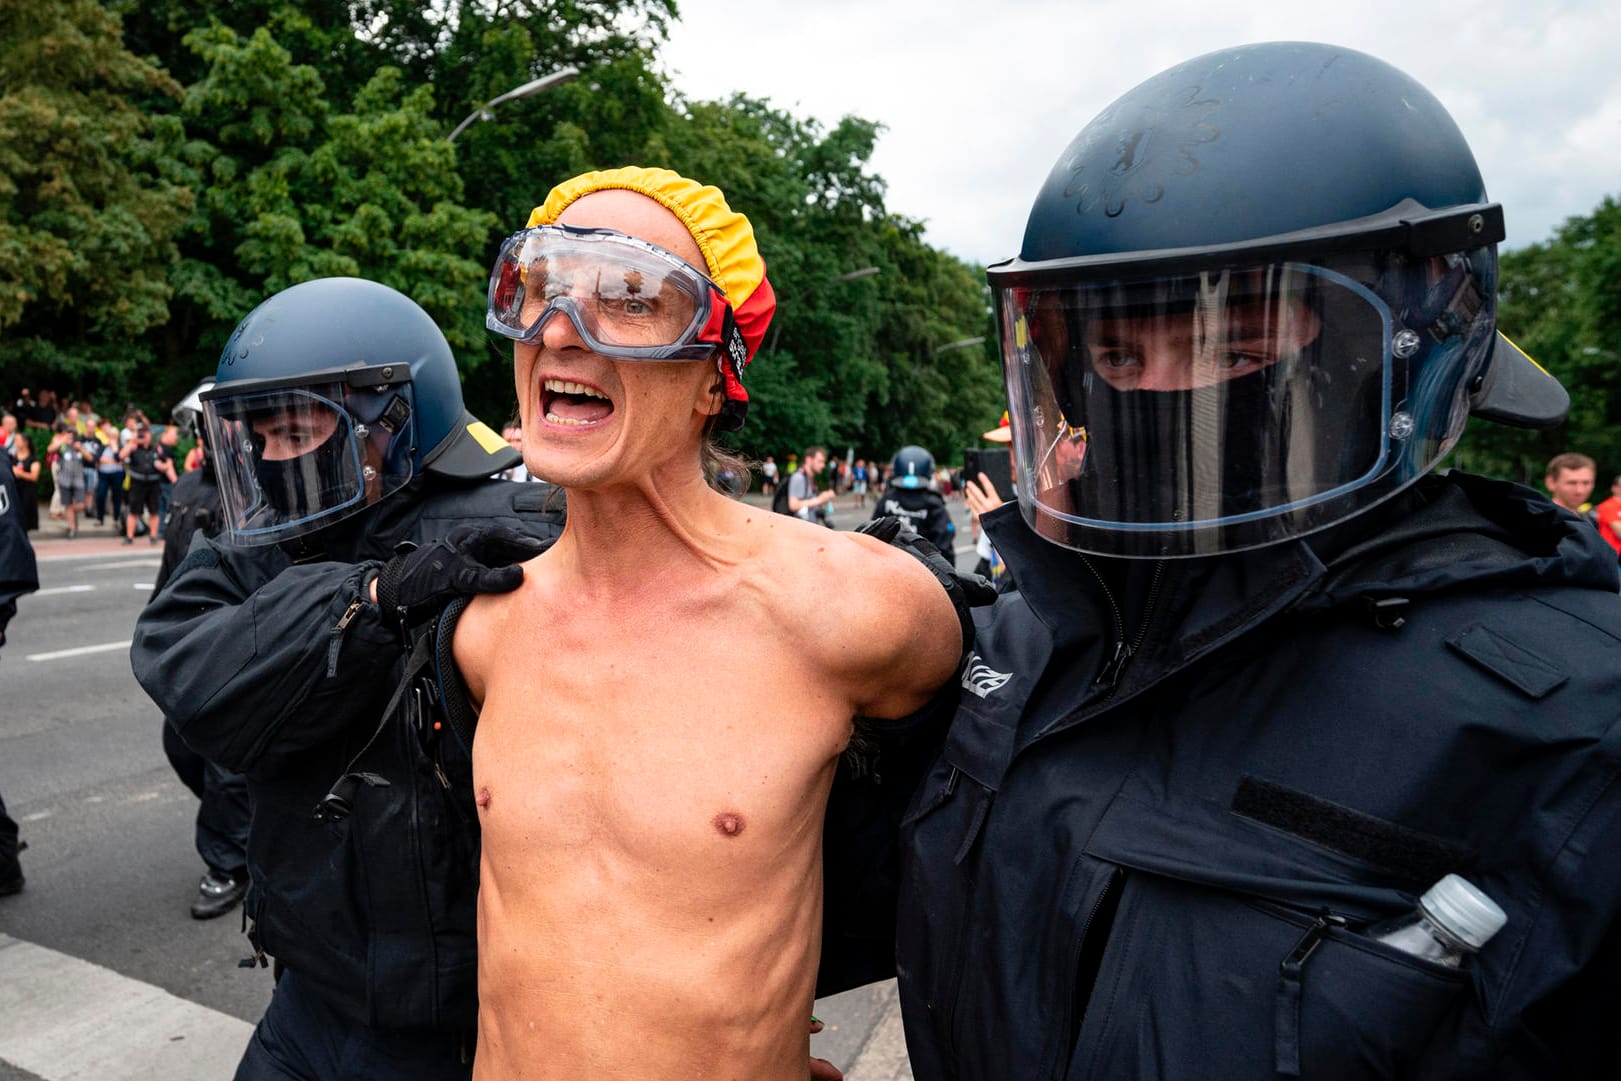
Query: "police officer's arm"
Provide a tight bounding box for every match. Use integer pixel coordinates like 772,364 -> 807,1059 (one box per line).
131,543 -> 400,777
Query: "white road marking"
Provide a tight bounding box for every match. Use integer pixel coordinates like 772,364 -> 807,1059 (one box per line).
133,583 -> 154,591
18,811 -> 51,823
32,585 -> 95,597
0,934 -> 253,1081
80,558 -> 163,570
24,641 -> 132,663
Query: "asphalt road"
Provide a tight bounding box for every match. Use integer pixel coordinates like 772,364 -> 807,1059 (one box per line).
0,489 -> 977,1080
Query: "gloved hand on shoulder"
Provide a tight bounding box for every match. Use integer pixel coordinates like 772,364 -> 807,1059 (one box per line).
857,515 -> 997,653
373,524 -> 549,627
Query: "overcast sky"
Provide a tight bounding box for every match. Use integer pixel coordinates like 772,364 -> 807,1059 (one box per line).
658,0 -> 1621,266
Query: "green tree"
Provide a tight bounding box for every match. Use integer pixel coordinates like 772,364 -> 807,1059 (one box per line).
1455,195 -> 1621,485
149,23 -> 496,406
0,0 -> 191,400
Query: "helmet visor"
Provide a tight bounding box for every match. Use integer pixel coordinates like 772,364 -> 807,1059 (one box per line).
999,256 -> 1469,556
486,225 -> 729,360
202,377 -> 417,545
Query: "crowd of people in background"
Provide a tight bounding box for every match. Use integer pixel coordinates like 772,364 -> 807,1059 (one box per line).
4,388 -> 186,539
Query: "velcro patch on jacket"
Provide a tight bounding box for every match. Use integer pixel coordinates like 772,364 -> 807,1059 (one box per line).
1232,776 -> 1475,884
1446,623 -> 1568,699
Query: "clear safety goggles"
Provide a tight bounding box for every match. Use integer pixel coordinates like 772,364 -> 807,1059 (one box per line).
486,225 -> 732,360
997,250 -> 1494,557
201,368 -> 417,545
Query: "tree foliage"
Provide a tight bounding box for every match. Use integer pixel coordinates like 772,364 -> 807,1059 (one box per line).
166,24 -> 495,387
1453,196 -> 1621,485
7,1 -> 1003,466
0,0 -> 191,401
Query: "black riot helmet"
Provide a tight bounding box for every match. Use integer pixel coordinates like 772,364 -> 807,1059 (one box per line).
201,278 -> 519,545
891,445 -> 936,490
991,41 -> 1568,558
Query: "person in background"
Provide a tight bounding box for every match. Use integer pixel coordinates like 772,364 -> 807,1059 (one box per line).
498,420 -> 530,482
10,437 -> 40,533
895,41 -> 1621,1081
761,454 -> 778,495
1545,451 -> 1596,516
870,445 -> 954,557
1590,473 -> 1621,562
47,422 -> 89,538
789,445 -> 837,524
964,412 -> 1013,585
94,418 -> 125,527
156,424 -> 180,532
119,425 -> 174,546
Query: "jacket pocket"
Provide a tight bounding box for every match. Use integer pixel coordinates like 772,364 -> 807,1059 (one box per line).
1063,826 -> 1478,1081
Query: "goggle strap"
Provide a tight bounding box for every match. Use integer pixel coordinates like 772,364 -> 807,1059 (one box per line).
720,306 -> 748,387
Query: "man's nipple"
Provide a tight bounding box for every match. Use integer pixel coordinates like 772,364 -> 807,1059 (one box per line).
477,786 -> 492,810
712,811 -> 745,838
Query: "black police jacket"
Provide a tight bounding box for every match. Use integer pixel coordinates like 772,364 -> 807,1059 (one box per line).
870,486 -> 954,560
151,465 -> 222,598
131,477 -> 564,1032
0,446 -> 38,635
896,472 -> 1621,1081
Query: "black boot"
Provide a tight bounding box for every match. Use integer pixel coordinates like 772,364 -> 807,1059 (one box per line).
0,840 -> 27,897
190,867 -> 249,920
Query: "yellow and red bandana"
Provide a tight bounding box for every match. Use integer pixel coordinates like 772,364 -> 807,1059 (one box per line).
527,167 -> 776,420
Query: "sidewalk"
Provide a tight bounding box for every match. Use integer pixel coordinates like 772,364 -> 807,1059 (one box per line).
28,511 -> 158,561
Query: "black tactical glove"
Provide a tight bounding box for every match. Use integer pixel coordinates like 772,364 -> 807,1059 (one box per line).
857,515 -> 997,653
374,523 -> 548,627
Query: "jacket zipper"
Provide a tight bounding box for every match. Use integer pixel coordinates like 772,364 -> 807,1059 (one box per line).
1275,911 -> 1347,1077
326,598 -> 364,678
1083,557 -> 1166,691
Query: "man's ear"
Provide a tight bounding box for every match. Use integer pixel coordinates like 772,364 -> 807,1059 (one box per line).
700,362 -> 726,417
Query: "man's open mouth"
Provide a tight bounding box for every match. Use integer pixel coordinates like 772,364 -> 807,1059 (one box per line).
541,378 -> 614,427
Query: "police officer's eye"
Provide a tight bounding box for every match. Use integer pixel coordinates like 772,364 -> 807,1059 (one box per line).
1096,351 -> 1141,370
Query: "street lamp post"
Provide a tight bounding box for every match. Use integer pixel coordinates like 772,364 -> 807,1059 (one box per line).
767,266 -> 881,353
446,66 -> 581,143
932,336 -> 986,356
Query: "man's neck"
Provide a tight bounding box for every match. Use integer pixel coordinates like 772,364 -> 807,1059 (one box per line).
553,467 -> 746,596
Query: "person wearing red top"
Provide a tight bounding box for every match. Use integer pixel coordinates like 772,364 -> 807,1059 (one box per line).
1592,475 -> 1621,558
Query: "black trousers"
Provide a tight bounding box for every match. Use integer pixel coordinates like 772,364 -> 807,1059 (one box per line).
234,971 -> 472,1081
162,722 -> 250,876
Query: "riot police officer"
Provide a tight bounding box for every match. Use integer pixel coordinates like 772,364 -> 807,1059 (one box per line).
869,445 -> 954,558
1,438 -> 39,896
132,278 -> 564,1079
148,377 -> 255,920
896,43 -> 1620,1080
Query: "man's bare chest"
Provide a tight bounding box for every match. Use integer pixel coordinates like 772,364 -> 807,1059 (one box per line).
473,614 -> 850,871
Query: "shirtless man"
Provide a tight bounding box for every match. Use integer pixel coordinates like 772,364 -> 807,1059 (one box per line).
454,167 -> 964,1081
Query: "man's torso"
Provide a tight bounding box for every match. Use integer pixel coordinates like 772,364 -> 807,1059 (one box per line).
466,518 -> 886,1080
